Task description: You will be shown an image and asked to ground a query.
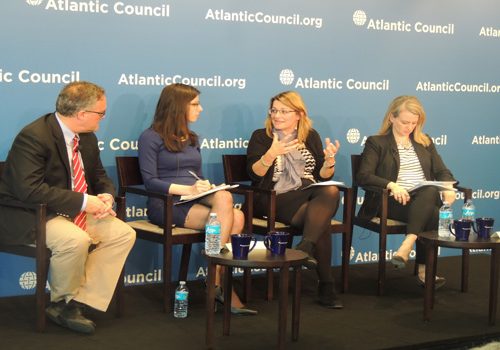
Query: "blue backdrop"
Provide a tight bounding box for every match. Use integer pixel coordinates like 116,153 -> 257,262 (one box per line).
1,0 -> 499,296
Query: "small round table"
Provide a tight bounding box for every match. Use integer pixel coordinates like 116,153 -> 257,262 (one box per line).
420,231 -> 500,325
205,248 -> 307,350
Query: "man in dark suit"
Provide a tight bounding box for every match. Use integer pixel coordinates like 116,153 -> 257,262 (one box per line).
0,81 -> 136,334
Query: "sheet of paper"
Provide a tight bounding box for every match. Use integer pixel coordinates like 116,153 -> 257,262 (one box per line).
408,181 -> 457,193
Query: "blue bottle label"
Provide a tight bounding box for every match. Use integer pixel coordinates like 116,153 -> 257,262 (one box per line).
175,291 -> 188,301
439,211 -> 451,219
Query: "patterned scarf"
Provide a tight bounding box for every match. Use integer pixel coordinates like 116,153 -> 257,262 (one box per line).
273,129 -> 305,194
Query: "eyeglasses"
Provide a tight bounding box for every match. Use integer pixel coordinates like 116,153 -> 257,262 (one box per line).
269,108 -> 296,116
84,110 -> 106,119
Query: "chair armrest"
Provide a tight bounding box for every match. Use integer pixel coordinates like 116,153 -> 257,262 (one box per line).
123,185 -> 172,201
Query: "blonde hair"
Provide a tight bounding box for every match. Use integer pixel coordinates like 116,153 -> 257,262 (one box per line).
378,95 -> 431,146
265,91 -> 312,143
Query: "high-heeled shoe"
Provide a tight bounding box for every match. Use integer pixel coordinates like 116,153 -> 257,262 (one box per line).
390,253 -> 408,269
318,281 -> 344,309
214,286 -> 258,316
417,276 -> 446,290
295,239 -> 318,269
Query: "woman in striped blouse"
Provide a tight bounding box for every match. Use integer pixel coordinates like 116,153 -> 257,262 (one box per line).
356,96 -> 457,288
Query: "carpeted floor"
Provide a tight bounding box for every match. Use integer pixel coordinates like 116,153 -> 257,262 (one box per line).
0,254 -> 499,350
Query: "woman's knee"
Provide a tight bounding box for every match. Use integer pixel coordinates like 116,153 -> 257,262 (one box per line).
212,190 -> 234,207
321,186 -> 340,201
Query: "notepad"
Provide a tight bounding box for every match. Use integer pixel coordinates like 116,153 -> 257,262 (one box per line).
175,184 -> 239,204
302,180 -> 345,190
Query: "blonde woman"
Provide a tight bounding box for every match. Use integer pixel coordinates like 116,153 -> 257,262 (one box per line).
246,91 -> 343,309
357,95 -> 456,288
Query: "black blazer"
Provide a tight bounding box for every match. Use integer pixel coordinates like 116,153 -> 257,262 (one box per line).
0,113 -> 114,244
356,133 -> 455,220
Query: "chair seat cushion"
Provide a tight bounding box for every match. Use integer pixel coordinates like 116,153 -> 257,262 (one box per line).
252,218 -> 343,228
127,220 -> 201,235
370,217 -> 407,226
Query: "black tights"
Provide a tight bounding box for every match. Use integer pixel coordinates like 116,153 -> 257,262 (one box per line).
290,186 -> 340,282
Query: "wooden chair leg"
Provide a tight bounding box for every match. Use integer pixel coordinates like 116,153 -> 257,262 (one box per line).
163,245 -> 172,313
378,233 -> 387,296
341,231 -> 350,293
114,268 -> 125,318
179,244 -> 192,281
36,255 -> 49,332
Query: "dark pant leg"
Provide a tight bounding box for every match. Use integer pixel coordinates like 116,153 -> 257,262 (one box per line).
386,186 -> 441,264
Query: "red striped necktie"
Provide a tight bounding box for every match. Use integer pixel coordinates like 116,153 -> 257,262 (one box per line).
72,136 -> 88,231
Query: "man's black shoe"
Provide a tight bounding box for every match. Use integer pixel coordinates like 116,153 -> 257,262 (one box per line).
46,300 -> 96,334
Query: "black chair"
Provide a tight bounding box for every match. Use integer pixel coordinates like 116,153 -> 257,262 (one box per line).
222,154 -> 354,295
350,154 -> 472,295
0,161 -> 124,331
115,156 -> 207,313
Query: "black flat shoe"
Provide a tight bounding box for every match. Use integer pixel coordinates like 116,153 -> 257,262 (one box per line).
46,301 -> 95,334
295,240 -> 318,269
417,276 -> 446,290
214,286 -> 257,315
318,281 -> 344,309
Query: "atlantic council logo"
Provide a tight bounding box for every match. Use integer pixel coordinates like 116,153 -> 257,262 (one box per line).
350,246 -> 355,261
346,128 -> 361,144
279,69 -> 295,86
19,271 -> 37,290
26,0 -> 44,5
352,10 -> 367,26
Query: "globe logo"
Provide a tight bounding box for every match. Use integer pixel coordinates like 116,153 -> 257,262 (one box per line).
26,0 -> 44,5
352,10 -> 367,26
350,247 -> 355,261
19,271 -> 37,290
279,69 -> 295,86
346,128 -> 361,144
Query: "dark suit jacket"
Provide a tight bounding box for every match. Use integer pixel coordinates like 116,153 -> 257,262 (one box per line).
356,133 -> 455,220
0,113 -> 114,244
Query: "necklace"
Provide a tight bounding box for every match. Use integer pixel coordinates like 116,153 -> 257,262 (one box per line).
397,139 -> 412,149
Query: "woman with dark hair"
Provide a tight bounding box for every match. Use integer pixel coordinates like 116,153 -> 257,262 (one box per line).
246,90 -> 344,309
357,95 -> 456,288
138,83 -> 256,315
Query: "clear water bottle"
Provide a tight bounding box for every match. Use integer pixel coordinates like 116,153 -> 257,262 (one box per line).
438,201 -> 453,237
461,199 -> 475,221
174,281 -> 189,318
205,212 -> 221,255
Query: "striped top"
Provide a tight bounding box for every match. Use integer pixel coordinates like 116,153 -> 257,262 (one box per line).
396,144 -> 426,190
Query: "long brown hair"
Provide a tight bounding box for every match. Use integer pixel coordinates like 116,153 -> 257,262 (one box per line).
378,95 -> 431,146
152,83 -> 200,152
264,91 -> 312,143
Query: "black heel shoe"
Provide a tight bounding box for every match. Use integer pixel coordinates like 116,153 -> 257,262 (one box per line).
214,286 -> 258,316
318,281 -> 344,309
295,239 -> 318,269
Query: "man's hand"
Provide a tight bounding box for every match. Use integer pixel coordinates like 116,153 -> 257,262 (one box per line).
86,194 -> 116,219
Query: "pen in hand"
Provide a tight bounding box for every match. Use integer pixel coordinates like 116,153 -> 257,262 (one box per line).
188,170 -> 215,190
188,170 -> 203,181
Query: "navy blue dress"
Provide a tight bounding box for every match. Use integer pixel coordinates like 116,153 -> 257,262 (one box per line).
138,128 -> 203,226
